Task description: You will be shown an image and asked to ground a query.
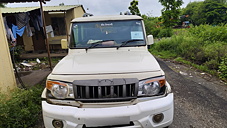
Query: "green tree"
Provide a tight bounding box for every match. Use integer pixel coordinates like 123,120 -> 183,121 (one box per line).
0,3 -> 6,8
182,0 -> 227,25
159,0 -> 183,28
142,15 -> 161,36
59,3 -> 64,6
207,0 -> 227,4
203,0 -> 227,25
182,1 -> 204,26
128,0 -> 141,16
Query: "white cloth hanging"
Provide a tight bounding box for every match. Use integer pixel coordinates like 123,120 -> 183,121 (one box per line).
46,25 -> 54,38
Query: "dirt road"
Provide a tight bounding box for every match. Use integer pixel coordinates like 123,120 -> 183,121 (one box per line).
157,59 -> 227,128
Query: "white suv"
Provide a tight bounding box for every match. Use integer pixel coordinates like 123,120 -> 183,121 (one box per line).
42,15 -> 173,128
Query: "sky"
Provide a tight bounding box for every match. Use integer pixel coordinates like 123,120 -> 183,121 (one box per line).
7,0 -> 204,17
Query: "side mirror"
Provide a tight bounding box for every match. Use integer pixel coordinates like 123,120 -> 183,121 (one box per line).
147,35 -> 154,45
61,39 -> 68,49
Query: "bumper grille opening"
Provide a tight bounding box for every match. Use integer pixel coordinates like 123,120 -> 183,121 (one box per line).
83,121 -> 134,128
73,78 -> 138,102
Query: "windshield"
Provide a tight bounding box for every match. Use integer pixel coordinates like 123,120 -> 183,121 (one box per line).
69,20 -> 145,49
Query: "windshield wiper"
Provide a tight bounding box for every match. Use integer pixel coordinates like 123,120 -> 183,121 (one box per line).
85,40 -> 114,52
117,39 -> 144,50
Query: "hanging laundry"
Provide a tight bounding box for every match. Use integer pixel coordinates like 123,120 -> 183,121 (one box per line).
15,12 -> 33,37
3,17 -> 9,37
15,12 -> 30,29
26,23 -> 33,37
12,24 -> 26,39
37,12 -> 43,27
3,17 -> 10,38
30,9 -> 45,40
30,14 -> 40,31
30,9 -> 43,31
46,25 -> 54,38
8,29 -> 16,41
3,17 -> 16,41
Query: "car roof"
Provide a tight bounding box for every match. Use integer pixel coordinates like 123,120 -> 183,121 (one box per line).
71,15 -> 143,22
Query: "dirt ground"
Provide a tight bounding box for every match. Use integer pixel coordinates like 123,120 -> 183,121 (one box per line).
157,58 -> 227,128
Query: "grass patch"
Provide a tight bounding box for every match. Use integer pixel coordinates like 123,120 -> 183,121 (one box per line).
149,49 -> 177,59
174,57 -> 217,76
0,85 -> 44,128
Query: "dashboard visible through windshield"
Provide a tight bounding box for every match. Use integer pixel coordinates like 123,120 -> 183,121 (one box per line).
69,20 -> 146,49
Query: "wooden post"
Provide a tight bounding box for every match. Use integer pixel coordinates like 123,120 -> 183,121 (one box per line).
39,0 -> 52,70
64,11 -> 69,42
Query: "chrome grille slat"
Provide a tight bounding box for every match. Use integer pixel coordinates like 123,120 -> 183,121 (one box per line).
73,78 -> 138,102
117,86 -> 120,97
111,86 -> 114,98
105,86 -> 107,96
86,86 -> 89,98
123,84 -> 126,97
98,86 -> 101,98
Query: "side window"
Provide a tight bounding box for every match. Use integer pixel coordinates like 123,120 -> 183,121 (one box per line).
51,17 -> 66,36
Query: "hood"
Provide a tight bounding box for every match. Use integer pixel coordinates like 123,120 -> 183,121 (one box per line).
52,49 -> 161,75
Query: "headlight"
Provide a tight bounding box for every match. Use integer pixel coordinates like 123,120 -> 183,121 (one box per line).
46,80 -> 74,99
138,76 -> 166,96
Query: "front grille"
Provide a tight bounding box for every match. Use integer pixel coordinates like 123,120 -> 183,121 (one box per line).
73,78 -> 138,102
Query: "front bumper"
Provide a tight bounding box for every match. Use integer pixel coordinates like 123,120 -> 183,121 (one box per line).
42,93 -> 173,128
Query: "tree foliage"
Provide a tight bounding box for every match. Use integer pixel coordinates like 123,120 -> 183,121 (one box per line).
0,3 -> 6,8
182,0 -> 227,25
208,0 -> 227,4
59,3 -> 64,6
181,1 -> 203,26
142,15 -> 160,36
142,15 -> 173,38
128,0 -> 141,16
159,0 -> 183,28
203,0 -> 227,25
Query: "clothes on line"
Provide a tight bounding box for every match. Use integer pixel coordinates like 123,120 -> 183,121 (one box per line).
30,9 -> 43,31
3,8 -> 44,40
26,23 -> 33,37
8,29 -> 15,41
12,24 -> 26,39
15,12 -> 33,37
3,17 -> 16,41
46,25 -> 54,38
15,12 -> 29,29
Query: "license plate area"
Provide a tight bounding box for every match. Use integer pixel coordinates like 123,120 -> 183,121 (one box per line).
85,116 -> 130,127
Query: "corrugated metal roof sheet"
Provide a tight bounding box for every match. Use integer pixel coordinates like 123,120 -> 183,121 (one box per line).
1,5 -> 81,14
0,0 -> 50,3
1,7 -> 39,13
43,5 -> 80,12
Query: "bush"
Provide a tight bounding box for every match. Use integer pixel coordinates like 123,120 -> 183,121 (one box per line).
152,37 -> 178,52
0,85 -> 44,128
219,57 -> 227,80
188,24 -> 227,43
177,36 -> 204,61
203,42 -> 227,70
142,15 -> 173,38
157,28 -> 173,38
150,24 -> 227,79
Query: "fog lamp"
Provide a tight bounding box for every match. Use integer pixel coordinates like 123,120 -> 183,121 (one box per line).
52,120 -> 64,128
153,113 -> 164,123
